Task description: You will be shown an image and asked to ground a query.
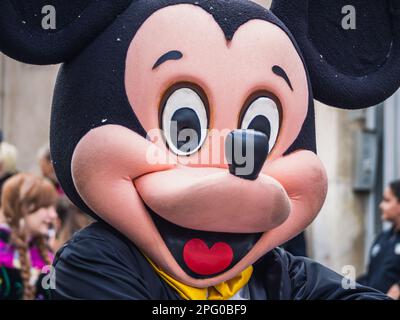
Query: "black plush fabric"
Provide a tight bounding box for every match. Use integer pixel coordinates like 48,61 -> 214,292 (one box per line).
0,0 -> 133,64
271,0 -> 400,109
309,0 -> 393,77
10,0 -> 91,32
48,0 -> 317,218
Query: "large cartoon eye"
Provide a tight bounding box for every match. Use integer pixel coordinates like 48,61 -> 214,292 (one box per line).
161,86 -> 209,156
240,96 -> 280,153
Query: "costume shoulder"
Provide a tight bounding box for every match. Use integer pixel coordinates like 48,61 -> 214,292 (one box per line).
274,248 -> 389,300
51,222 -> 178,300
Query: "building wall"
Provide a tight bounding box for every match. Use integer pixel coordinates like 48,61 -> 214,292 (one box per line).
0,54 -> 59,173
383,92 -> 400,186
253,0 -> 271,7
312,103 -> 366,274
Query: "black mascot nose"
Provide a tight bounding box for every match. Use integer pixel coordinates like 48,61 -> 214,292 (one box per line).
225,130 -> 269,181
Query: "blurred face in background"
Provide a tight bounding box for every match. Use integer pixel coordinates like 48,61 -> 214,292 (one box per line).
0,142 -> 18,178
24,205 -> 57,237
380,187 -> 400,224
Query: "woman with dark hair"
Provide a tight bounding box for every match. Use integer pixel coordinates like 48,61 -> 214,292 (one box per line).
0,173 -> 58,300
358,179 -> 400,298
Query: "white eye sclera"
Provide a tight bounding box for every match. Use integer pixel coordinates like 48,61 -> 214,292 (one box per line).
240,96 -> 280,153
161,87 -> 208,156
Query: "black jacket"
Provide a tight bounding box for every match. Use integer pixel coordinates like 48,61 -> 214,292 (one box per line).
281,232 -> 308,257
358,228 -> 400,293
51,222 -> 388,300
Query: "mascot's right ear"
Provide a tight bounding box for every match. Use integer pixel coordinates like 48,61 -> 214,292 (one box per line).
0,0 -> 133,65
271,0 -> 400,109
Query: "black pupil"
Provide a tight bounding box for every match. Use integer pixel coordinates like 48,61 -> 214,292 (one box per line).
170,107 -> 202,153
247,115 -> 271,139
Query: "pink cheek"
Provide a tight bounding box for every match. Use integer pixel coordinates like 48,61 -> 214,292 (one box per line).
264,151 -> 327,207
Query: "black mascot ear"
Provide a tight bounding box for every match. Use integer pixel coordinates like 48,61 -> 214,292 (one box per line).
271,0 -> 400,109
0,0 -> 133,65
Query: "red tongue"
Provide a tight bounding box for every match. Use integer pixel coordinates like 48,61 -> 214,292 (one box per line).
183,239 -> 233,275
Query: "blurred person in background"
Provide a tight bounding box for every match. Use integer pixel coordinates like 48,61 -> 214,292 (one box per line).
0,132 -> 18,203
38,145 -> 63,196
0,173 -> 58,300
52,196 -> 93,252
358,179 -> 400,297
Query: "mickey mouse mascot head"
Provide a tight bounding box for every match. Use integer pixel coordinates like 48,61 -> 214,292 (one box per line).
1,0 -> 399,300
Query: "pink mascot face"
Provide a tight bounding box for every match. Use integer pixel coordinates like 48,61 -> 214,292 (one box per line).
71,4 -> 327,287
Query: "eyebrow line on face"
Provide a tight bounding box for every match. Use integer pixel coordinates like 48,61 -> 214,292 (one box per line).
152,50 -> 183,70
272,65 -> 294,91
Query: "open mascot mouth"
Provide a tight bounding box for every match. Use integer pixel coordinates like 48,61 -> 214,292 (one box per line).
146,205 -> 262,279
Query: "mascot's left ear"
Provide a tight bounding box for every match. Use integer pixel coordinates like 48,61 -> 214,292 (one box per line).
272,0 -> 400,109
0,0 -> 133,65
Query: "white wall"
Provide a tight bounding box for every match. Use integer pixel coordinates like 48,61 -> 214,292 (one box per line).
312,103 -> 366,274
0,54 -> 59,173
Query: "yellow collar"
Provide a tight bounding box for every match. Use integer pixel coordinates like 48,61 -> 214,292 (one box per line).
146,257 -> 253,300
